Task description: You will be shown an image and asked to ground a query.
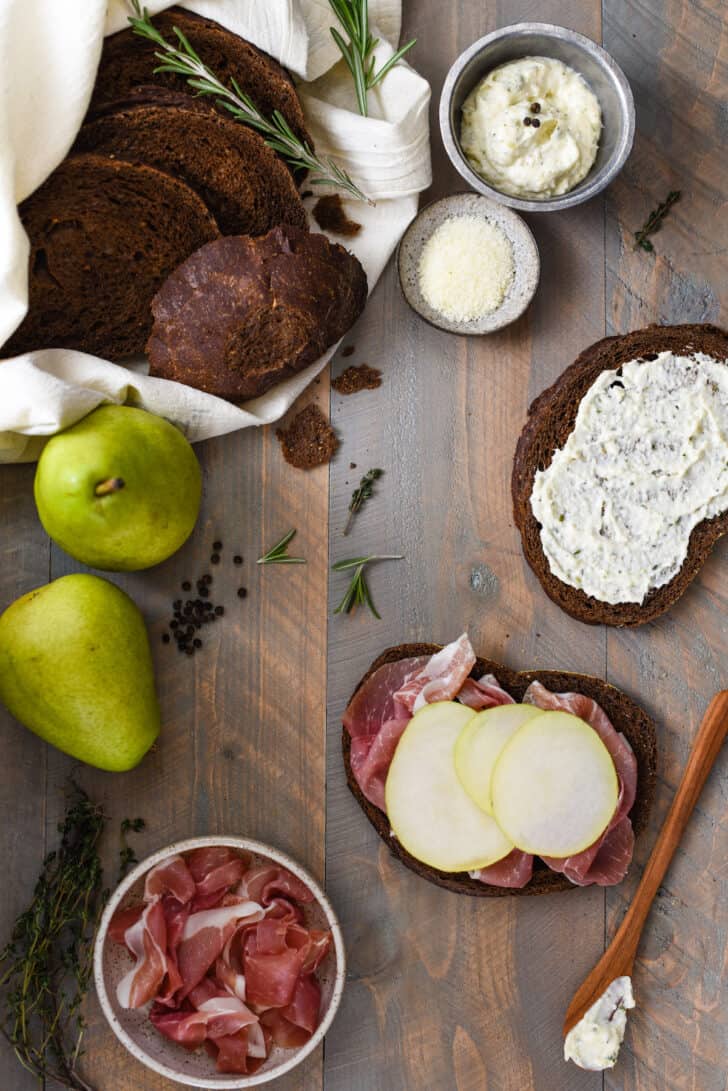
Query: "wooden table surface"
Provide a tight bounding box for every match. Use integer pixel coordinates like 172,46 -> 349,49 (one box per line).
1,1 -> 726,1089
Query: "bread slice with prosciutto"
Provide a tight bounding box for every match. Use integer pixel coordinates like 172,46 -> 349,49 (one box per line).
342,635 -> 657,897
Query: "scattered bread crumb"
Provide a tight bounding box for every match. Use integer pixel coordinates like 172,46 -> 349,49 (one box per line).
332,364 -> 382,395
276,405 -> 339,469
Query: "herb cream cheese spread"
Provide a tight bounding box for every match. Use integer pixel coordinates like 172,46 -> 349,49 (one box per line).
460,56 -> 601,199
530,352 -> 728,605
564,976 -> 634,1070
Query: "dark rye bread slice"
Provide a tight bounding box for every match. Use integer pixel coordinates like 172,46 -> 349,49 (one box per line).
89,8 -> 311,153
147,225 -> 367,401
74,99 -> 307,237
513,324 -> 728,627
343,643 -> 657,898
2,154 -> 219,361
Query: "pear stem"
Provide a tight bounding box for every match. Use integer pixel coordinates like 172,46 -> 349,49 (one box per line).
94,477 -> 125,497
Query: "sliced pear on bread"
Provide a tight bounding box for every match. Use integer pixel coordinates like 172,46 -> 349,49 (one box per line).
385,701 -> 514,872
454,704 -> 544,814
491,711 -> 619,857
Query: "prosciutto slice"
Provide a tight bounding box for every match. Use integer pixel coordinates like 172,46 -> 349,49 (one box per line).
144,854 -> 196,905
470,849 -> 534,889
524,681 -> 638,886
394,633 -> 476,712
116,900 -> 168,1009
458,673 -> 515,711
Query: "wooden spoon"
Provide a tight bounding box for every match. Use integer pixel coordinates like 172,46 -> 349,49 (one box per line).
563,689 -> 728,1037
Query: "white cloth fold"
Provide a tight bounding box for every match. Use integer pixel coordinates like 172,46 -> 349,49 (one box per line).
0,0 -> 430,462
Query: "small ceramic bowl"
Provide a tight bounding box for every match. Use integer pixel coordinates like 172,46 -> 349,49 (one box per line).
439,22 -> 635,212
94,836 -> 345,1089
397,192 -> 540,334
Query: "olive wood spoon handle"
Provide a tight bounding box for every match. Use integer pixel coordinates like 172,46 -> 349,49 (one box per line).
563,689 -> 728,1036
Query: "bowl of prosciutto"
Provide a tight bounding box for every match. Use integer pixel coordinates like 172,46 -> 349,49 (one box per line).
94,837 -> 345,1087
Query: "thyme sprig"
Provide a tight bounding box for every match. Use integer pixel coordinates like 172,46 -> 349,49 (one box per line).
119,817 -> 146,878
332,554 -> 402,617
0,787 -> 106,1091
344,467 -> 383,535
128,1 -> 371,202
257,529 -> 306,565
329,0 -> 416,117
634,190 -> 681,252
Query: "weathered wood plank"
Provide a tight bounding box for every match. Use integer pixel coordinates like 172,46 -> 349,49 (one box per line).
38,400 -> 329,1091
0,465 -> 50,1091
324,3 -> 612,1089
603,3 -> 728,1088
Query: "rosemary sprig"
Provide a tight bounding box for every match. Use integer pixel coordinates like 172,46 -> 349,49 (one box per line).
344,467 -> 383,535
329,0 -> 416,117
634,190 -> 681,252
257,529 -> 306,565
329,0 -> 414,116
332,553 -> 402,617
119,817 -> 146,879
0,787 -> 106,1091
128,1 -> 371,203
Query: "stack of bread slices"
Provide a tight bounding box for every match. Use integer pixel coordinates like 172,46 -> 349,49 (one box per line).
4,8 -> 368,402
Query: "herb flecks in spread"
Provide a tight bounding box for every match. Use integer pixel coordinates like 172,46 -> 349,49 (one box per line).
418,215 -> 515,322
564,977 -> 635,1070
530,351 -> 728,604
634,190 -> 681,252
461,56 -> 601,199
128,2 -> 371,203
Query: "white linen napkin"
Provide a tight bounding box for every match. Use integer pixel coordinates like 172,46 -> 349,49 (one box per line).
0,0 -> 430,462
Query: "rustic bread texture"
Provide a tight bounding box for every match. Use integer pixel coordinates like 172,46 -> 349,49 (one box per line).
74,100 -> 307,237
512,324 -> 728,626
89,8 -> 311,154
2,154 -> 219,361
147,225 -> 368,401
343,643 -> 657,898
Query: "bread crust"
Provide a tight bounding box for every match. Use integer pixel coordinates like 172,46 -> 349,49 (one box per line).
342,643 -> 657,897
512,324 -> 728,626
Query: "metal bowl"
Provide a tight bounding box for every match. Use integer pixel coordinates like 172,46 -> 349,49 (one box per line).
439,22 -> 635,212
94,837 -> 345,1089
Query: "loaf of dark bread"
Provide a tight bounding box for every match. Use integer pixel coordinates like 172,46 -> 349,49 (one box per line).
512,324 -> 728,626
89,8 -> 311,154
2,154 -> 219,361
74,99 -> 307,237
343,643 -> 657,898
147,225 -> 368,401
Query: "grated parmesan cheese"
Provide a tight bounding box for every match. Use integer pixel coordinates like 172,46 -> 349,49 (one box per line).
417,215 -> 514,322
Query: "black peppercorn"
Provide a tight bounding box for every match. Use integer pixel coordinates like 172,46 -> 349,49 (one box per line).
211,553 -> 220,565
237,587 -> 248,599
233,555 -> 243,565
530,101 -> 541,114
523,116 -> 532,126
162,633 -> 170,644
182,581 -> 191,591
532,118 -> 541,128
215,606 -> 224,617
213,540 -> 222,551
193,638 -> 202,648
199,585 -> 209,598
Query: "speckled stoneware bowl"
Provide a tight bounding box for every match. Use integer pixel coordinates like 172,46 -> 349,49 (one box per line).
94,836 -> 345,1089
397,192 -> 540,334
440,23 -> 635,212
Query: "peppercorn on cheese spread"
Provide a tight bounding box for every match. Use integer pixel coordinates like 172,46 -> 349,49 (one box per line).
530,352 -> 728,604
418,215 -> 514,321
564,977 -> 635,1071
461,56 -> 601,199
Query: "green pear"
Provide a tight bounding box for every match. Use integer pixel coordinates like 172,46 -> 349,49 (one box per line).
34,405 -> 202,571
0,574 -> 160,771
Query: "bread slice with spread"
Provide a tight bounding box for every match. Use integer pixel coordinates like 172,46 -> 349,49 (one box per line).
342,635 -> 657,897
513,324 -> 728,626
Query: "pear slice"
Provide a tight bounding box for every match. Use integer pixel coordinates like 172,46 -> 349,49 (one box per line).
385,701 -> 514,872
454,704 -> 544,814
491,711 -> 619,857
